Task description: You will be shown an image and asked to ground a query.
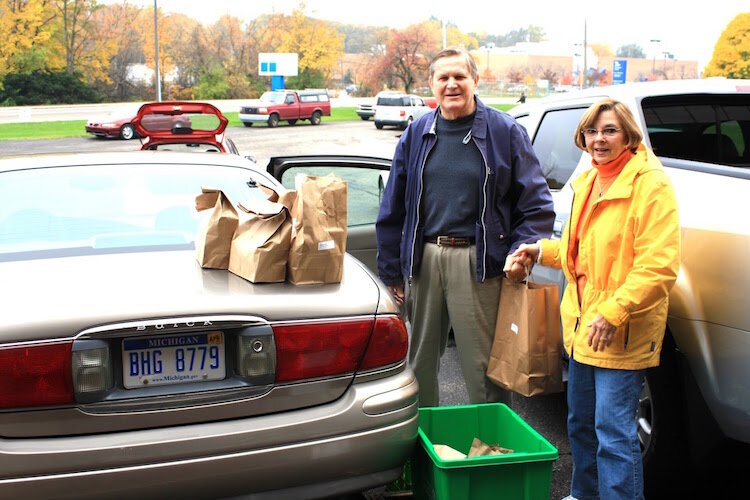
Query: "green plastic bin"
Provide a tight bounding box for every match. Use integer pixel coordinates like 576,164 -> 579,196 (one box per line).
413,403 -> 558,500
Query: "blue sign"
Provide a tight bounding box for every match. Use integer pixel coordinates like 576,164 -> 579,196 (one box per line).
612,59 -> 627,85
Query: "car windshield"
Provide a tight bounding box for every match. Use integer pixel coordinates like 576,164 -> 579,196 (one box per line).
0,163 -> 270,260
260,92 -> 286,103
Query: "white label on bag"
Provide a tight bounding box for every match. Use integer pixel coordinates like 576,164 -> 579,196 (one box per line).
510,323 -> 519,335
318,240 -> 335,251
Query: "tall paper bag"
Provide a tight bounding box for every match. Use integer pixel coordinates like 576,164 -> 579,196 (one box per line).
487,278 -> 564,397
288,174 -> 348,285
195,187 -> 238,269
228,185 -> 295,283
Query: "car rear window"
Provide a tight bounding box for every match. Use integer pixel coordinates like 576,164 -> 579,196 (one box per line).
0,164 -> 270,260
377,96 -> 409,106
642,94 -> 749,167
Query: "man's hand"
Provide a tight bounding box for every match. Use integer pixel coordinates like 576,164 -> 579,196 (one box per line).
387,284 -> 405,307
503,255 -> 529,283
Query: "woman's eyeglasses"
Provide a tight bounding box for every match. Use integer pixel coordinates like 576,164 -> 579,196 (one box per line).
581,127 -> 621,138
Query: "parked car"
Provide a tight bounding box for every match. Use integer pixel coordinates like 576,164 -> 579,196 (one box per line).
508,78 -> 750,487
239,89 -> 331,128
356,101 -> 375,121
133,101 -> 247,158
373,92 -> 432,130
0,151 -> 417,499
85,105 -> 188,141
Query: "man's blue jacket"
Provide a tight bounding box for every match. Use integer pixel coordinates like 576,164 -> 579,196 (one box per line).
376,97 -> 555,285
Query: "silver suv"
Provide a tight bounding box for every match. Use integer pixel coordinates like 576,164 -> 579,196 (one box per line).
509,78 -> 750,484
373,91 -> 432,130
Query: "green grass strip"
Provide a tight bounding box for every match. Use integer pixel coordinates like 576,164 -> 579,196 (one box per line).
0,105 -> 514,140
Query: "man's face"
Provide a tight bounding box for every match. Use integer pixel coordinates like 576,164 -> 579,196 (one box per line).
429,55 -> 478,120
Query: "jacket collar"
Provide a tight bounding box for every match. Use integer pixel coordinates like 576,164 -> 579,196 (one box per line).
572,144 -> 658,200
423,95 -> 488,139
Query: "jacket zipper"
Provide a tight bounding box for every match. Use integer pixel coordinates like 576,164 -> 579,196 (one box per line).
408,131 -> 435,283
470,133 -> 490,283
624,324 -> 630,350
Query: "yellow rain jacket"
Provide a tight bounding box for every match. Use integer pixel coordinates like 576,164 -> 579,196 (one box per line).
540,145 -> 680,370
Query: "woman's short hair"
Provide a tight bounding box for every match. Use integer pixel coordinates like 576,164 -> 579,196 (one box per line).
429,48 -> 478,80
574,98 -> 643,152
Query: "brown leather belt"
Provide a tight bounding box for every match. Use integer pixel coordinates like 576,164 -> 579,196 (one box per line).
425,235 -> 475,247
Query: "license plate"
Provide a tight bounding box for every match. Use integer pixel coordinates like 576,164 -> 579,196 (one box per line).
122,332 -> 225,388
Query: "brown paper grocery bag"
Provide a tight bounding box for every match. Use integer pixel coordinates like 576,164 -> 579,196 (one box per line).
228,186 -> 295,283
487,278 -> 564,397
287,174 -> 348,285
195,187 -> 238,269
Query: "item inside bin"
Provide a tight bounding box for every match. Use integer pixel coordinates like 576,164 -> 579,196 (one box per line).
467,437 -> 513,457
433,444 -> 466,460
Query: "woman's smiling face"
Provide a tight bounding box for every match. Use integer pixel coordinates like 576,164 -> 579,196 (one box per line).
586,109 -> 628,164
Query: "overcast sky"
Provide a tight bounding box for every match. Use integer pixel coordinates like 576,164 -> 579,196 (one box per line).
109,0 -> 748,68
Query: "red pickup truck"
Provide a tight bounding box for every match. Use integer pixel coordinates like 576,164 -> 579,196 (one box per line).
239,89 -> 331,128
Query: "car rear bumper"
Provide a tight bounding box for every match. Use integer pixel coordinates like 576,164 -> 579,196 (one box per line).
375,119 -> 407,127
0,370 -> 419,499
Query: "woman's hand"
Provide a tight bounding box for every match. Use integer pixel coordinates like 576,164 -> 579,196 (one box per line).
511,243 -> 539,270
587,313 -> 616,352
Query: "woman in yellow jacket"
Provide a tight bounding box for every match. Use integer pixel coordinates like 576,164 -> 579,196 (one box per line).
513,98 -> 680,500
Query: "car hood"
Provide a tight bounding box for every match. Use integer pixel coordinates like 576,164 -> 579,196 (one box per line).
2,250 -> 384,342
243,99 -> 274,106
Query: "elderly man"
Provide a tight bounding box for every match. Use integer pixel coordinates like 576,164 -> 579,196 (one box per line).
376,48 -> 554,406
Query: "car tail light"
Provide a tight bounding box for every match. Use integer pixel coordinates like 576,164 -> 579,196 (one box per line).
400,110 -> 406,117
0,341 -> 74,409
273,319 -> 373,382
359,316 -> 408,370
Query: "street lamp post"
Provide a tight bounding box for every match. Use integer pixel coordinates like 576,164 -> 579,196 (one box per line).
154,0 -> 161,102
650,39 -> 660,75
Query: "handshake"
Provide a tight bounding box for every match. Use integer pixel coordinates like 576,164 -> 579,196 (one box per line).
503,242 -> 541,283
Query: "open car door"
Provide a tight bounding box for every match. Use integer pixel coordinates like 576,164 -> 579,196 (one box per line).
266,155 -> 392,274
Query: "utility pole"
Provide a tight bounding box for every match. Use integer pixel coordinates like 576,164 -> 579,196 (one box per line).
650,39 -> 660,75
582,18 -> 587,89
154,0 -> 161,102
442,16 -> 446,49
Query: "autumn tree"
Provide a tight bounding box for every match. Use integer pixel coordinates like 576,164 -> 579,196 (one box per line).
424,18 -> 478,51
278,8 -> 344,88
371,23 -> 438,94
704,12 -> 750,78
617,44 -> 645,58
50,0 -> 114,83
92,2 -> 143,99
0,0 -> 59,78
479,25 -> 546,47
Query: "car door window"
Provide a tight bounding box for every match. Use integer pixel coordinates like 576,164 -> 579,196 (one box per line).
276,165 -> 384,227
642,95 -> 749,166
530,107 -> 587,190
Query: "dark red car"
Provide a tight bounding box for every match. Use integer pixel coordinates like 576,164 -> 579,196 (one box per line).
85,105 -> 188,141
